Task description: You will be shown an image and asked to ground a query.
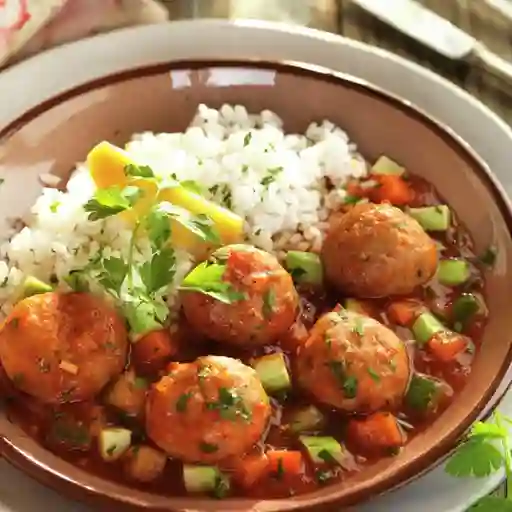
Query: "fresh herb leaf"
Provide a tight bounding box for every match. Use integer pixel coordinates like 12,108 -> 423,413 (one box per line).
50,201 -> 60,213
275,457 -> 285,480
133,377 -> 148,390
367,368 -> 381,383
98,257 -> 128,296
145,208 -> 172,250
243,132 -> 252,146
64,270 -> 89,292
405,375 -> 439,411
176,392 -> 192,412
0,178 -> 4,186
261,167 -> 283,188
140,247 -> 176,294
179,261 -> 245,304
124,163 -> 155,179
121,295 -> 163,337
479,246 -> 497,267
343,376 -> 358,399
446,438 -> 503,477
84,185 -> 141,221
199,442 -> 219,453
262,287 -> 276,319
353,318 -> 365,336
343,195 -> 362,205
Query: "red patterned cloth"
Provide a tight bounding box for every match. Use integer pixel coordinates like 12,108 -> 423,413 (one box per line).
0,0 -> 168,66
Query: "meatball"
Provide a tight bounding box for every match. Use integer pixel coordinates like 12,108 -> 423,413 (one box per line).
146,356 -> 270,463
181,244 -> 298,347
296,310 -> 410,413
0,292 -> 128,404
322,203 -> 437,297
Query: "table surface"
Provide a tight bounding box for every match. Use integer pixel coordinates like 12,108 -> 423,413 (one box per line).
164,0 -> 512,126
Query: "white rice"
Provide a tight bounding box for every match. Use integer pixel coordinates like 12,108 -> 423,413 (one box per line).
0,104 -> 368,318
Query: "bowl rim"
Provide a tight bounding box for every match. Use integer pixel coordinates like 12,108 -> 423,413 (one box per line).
1,58 -> 512,511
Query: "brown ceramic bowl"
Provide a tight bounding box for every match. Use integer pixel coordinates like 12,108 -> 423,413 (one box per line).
0,60 -> 512,511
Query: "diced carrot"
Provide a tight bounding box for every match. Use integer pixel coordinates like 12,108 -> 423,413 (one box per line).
427,331 -> 467,362
370,175 -> 414,206
232,453 -> 269,488
387,300 -> 421,326
267,450 -> 304,476
132,330 -> 178,371
347,412 -> 405,451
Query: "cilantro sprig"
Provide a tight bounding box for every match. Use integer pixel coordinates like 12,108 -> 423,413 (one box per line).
68,164 -> 221,337
446,411 -> 512,509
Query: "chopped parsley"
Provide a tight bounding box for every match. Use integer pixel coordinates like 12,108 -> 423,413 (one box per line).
124,163 -> 155,178
243,132 -> 252,146
261,166 -> 283,187
479,246 -> 497,267
367,368 -> 381,383
328,361 -> 358,399
353,318 -> 365,336
50,201 -> 60,213
199,442 -> 219,453
176,392 -> 192,412
342,376 -> 358,399
343,194 -> 362,205
206,387 -> 251,422
262,286 -> 276,319
275,457 -> 285,480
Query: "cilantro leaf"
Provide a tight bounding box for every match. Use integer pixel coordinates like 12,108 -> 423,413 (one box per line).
179,261 -> 245,304
445,438 -> 504,478
64,270 -> 90,292
471,496 -> 512,511
145,208 -> 172,250
84,186 -> 142,221
405,374 -> 439,411
157,203 -> 220,244
470,421 -> 508,440
140,247 -> 176,294
122,295 -> 163,337
180,180 -> 204,195
124,164 -> 155,179
98,257 -> 128,296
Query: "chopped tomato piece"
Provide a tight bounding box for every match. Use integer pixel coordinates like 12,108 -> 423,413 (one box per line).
347,412 -> 405,451
132,330 -> 178,371
370,175 -> 414,206
232,453 -> 269,488
267,450 -> 304,476
387,300 -> 422,326
427,331 -> 468,362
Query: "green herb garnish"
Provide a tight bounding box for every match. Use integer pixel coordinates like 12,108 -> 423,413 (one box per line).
243,132 -> 252,146
176,392 -> 192,412
199,442 -> 219,453
405,374 -> 438,411
262,287 -> 276,319
479,246 -> 497,268
124,163 -> 155,178
179,261 -> 245,304
261,167 -> 283,187
83,185 -> 142,221
367,368 -> 381,382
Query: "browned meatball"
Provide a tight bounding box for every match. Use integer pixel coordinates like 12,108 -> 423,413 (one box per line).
0,292 -> 128,404
322,203 -> 438,298
146,356 -> 270,463
181,244 -> 299,347
296,310 -> 410,413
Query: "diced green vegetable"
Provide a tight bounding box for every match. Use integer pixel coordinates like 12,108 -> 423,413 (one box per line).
252,352 -> 291,394
289,405 -> 326,433
437,259 -> 470,286
98,427 -> 132,462
452,293 -> 480,332
405,374 -> 440,411
21,276 -> 52,298
344,298 -> 366,315
371,155 -> 405,176
412,312 -> 445,345
299,435 -> 344,464
408,205 -> 451,231
183,465 -> 227,494
285,251 -> 323,286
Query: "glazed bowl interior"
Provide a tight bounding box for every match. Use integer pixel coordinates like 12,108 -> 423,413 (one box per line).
0,61 -> 511,511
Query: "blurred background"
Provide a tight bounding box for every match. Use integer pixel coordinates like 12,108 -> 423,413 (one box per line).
162,0 -> 512,125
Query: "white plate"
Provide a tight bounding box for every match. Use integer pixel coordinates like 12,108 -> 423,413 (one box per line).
1,19 -> 512,512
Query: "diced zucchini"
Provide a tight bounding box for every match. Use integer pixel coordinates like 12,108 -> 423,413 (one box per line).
299,435 -> 344,465
21,276 -> 52,298
408,205 -> 451,231
289,405 -> 326,433
98,427 -> 132,462
344,298 -> 366,315
252,353 -> 291,394
412,312 -> 445,345
371,155 -> 405,176
285,251 -> 323,286
437,259 -> 470,286
183,465 -> 230,497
